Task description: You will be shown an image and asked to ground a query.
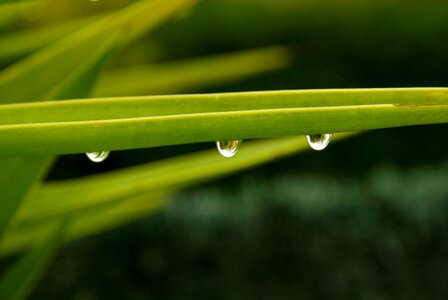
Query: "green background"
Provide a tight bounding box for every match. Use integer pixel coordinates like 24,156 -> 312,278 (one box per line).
2,0 -> 448,299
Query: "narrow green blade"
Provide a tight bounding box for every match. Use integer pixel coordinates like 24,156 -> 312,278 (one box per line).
94,46 -> 294,97
0,0 -> 197,104
0,1 -> 42,30
0,25 -> 117,240
0,157 -> 52,238
1,134 -> 356,255
0,0 -> 196,241
0,89 -> 446,156
0,15 -> 100,65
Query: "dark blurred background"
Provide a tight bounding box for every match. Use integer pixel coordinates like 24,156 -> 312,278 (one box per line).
24,0 -> 448,298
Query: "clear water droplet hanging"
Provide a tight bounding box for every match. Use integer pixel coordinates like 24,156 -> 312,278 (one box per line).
86,151 -> 110,163
306,134 -> 332,151
216,140 -> 242,158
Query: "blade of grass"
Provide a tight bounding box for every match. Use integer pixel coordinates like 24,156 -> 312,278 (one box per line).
0,0 -> 38,3
0,29 -> 117,240
0,0 -> 196,241
1,88 -> 445,125
15,134 -> 354,224
0,89 -> 446,156
0,157 -> 52,238
44,31 -> 118,100
2,193 -> 165,256
0,219 -> 66,300
0,1 -> 43,30
0,14 -> 100,65
2,134 -> 355,255
0,22 -> 115,241
93,46 -> 295,97
0,0 -> 197,103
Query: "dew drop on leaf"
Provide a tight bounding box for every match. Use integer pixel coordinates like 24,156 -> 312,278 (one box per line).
306,134 -> 332,151
216,140 -> 242,158
86,151 -> 110,163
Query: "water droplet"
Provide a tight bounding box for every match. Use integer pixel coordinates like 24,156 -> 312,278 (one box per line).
306,134 -> 332,151
86,151 -> 110,163
216,140 -> 242,158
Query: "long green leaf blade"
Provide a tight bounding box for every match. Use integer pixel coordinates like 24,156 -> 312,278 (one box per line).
0,1 -> 42,30
0,0 -> 197,103
0,31 -> 116,240
0,0 -> 196,242
3,194 -> 165,256
19,133 -> 354,222
0,17 -> 116,241
2,134 -> 355,254
0,157 -> 52,238
94,46 -> 294,97
0,89 -> 445,156
0,15 -> 100,65
0,88 -> 445,124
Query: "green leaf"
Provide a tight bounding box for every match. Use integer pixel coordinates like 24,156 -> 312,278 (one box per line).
0,157 -> 52,238
0,88 -> 446,156
0,16 -> 115,241
3,193 -> 165,256
22,137 -> 322,222
44,31 -> 118,100
0,14 -> 99,65
0,0 -> 37,3
1,6 -> 275,239
94,46 -> 294,97
0,0 -> 197,242
0,0 -> 197,103
24,134 -> 355,220
65,193 -> 166,243
0,1 -> 42,30
0,28 -> 116,239
1,133 -> 353,254
0,220 -> 66,300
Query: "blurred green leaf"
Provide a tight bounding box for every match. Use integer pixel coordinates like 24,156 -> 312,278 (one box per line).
0,14 -> 98,65
0,0 -> 36,3
0,20 -> 116,241
23,136 -> 329,223
44,31 -> 118,100
94,46 -> 294,97
1,133 -> 352,254
0,15 -> 114,241
0,157 -> 52,239
0,220 -> 66,300
0,0 -> 197,242
3,192 -> 166,256
0,0 -> 197,103
0,24 -> 119,243
0,1 -> 43,29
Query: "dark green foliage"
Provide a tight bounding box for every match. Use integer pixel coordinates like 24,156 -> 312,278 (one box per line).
30,161 -> 448,299
2,1 -> 448,299
0,221 -> 66,300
